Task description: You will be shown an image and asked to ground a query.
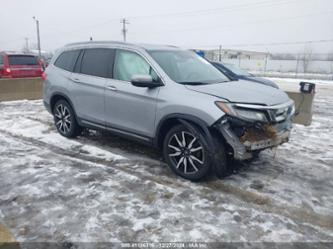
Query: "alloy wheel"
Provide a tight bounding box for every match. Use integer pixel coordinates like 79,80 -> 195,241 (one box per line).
167,131 -> 205,175
54,104 -> 72,135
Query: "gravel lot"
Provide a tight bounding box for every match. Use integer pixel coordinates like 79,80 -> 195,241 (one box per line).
0,81 -> 332,246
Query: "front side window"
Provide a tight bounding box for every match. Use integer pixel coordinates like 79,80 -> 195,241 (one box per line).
54,50 -> 80,72
80,49 -> 113,78
8,55 -> 38,66
149,50 -> 229,84
114,50 -> 159,82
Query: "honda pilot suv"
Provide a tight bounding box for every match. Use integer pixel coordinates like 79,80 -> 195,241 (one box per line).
43,41 -> 295,181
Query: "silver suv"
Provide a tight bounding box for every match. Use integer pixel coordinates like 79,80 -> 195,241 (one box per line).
43,41 -> 295,181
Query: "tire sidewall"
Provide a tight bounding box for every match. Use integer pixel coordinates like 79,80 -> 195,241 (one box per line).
53,100 -> 79,138
163,124 -> 212,181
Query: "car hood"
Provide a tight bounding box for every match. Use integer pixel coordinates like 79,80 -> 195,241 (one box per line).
245,76 -> 279,88
185,80 -> 290,106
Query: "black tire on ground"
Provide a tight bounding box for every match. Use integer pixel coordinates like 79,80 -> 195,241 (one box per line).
163,124 -> 213,181
211,135 -> 229,178
53,99 -> 82,138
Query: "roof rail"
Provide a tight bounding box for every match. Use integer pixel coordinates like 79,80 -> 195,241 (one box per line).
65,40 -> 131,47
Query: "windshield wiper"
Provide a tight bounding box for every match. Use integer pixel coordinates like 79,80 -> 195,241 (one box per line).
178,81 -> 209,85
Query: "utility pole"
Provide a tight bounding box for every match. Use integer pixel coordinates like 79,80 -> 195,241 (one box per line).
120,18 -> 129,42
264,52 -> 268,76
219,45 -> 222,61
24,37 -> 29,53
33,16 -> 41,58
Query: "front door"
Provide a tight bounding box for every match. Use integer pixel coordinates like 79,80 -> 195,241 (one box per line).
105,49 -> 162,139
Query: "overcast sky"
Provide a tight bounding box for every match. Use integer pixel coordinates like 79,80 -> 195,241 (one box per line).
1,0 -> 332,53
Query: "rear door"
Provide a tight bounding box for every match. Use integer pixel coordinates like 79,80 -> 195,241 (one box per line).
70,48 -> 114,126
8,55 -> 42,78
104,49 -> 161,138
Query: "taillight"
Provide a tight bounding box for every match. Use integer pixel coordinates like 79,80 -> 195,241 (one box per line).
42,72 -> 47,80
2,67 -> 12,78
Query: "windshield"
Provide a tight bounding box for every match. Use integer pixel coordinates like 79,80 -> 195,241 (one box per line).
223,63 -> 252,77
149,50 -> 229,84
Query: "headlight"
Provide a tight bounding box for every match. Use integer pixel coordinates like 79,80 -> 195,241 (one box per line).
215,102 -> 268,122
289,103 -> 295,116
235,108 -> 267,122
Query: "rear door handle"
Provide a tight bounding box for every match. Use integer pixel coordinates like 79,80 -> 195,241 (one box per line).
106,85 -> 117,91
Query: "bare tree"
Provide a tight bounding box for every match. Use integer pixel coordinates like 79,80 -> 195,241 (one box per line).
299,45 -> 313,73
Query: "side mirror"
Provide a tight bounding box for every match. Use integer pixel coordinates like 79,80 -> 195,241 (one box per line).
131,74 -> 162,88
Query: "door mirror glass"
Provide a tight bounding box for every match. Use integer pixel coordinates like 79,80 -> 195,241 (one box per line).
131,74 -> 161,88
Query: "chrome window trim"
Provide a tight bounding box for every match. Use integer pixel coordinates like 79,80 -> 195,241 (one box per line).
235,100 -> 294,110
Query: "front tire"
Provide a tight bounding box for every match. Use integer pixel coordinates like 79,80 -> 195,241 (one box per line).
163,124 -> 212,181
53,99 -> 81,138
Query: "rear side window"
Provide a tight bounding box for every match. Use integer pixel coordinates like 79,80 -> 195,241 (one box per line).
8,55 -> 38,65
80,49 -> 113,78
54,50 -> 80,72
0,56 -> 3,66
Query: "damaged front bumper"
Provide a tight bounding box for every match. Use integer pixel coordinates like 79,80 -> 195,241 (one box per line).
216,117 -> 292,160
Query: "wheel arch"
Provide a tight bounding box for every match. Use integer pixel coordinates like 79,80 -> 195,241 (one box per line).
49,92 -> 81,126
50,92 -> 75,115
154,114 -> 215,150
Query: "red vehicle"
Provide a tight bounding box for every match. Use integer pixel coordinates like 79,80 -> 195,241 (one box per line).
0,52 -> 43,78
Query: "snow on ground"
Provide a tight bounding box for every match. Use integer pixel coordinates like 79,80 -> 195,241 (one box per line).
264,77 -> 333,92
0,81 -> 333,245
253,71 -> 333,81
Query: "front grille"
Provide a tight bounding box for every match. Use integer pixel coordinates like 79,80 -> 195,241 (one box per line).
269,105 -> 294,123
274,107 -> 289,122
234,100 -> 295,124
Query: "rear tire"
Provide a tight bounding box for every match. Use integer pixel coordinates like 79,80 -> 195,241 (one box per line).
53,99 -> 82,138
163,124 -> 212,181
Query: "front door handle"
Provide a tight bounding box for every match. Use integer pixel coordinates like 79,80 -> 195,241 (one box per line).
106,85 -> 117,91
71,77 -> 80,83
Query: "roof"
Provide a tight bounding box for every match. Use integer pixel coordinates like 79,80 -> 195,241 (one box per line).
64,40 -> 181,51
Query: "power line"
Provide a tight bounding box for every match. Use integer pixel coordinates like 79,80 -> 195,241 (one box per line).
45,0 -> 302,38
0,0 -> 316,46
24,0 -> 313,41
129,10 -> 333,35
128,0 -> 310,20
190,39 -> 333,49
0,0 -> 324,49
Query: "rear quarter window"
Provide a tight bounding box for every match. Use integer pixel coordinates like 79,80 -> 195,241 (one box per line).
54,50 -> 80,72
8,55 -> 38,65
